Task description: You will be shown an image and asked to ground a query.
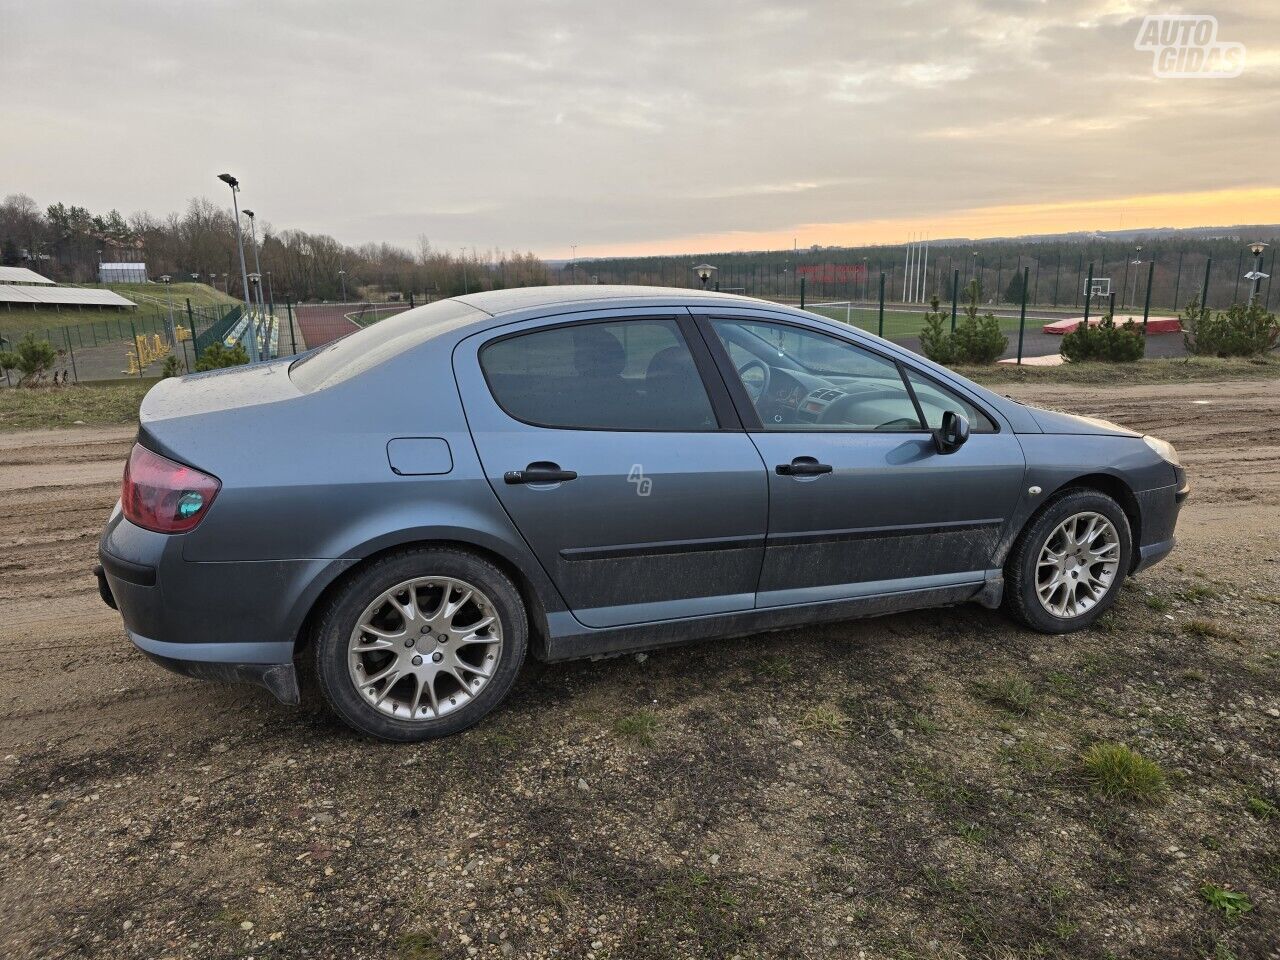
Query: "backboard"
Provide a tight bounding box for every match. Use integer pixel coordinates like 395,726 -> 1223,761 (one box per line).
1084,277 -> 1111,298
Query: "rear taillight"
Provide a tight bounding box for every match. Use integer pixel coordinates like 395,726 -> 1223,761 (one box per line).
121,443 -> 221,534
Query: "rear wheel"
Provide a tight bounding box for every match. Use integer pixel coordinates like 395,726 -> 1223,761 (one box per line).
1005,489 -> 1132,633
314,548 -> 527,741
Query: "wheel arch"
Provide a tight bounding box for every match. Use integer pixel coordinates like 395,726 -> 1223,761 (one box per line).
291,537 -> 553,660
1019,472 -> 1142,572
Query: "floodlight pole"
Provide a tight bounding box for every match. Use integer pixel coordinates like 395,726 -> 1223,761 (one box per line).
161,274 -> 175,345
242,209 -> 268,334
218,174 -> 260,362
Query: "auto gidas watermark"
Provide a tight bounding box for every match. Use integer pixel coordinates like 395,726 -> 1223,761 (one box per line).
1135,15 -> 1244,79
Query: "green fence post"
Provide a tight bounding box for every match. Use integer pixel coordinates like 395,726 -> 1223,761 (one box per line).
130,320 -> 143,378
875,272 -> 885,340
950,269 -> 959,333
799,277 -> 806,309
1016,266 -> 1029,365
287,298 -> 298,356
1082,262 -> 1095,328
1199,256 -> 1212,314
1172,251 -> 1184,310
188,310 -> 199,362
63,328 -> 79,384
1141,258 -> 1155,358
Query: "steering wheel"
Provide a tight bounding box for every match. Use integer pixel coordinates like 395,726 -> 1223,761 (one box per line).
736,359 -> 770,404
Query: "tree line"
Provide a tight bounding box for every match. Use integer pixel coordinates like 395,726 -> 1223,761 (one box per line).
0,193 -> 550,302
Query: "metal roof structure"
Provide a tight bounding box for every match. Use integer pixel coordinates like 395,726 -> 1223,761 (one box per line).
0,266 -> 55,285
99,262 -> 148,283
0,284 -> 136,307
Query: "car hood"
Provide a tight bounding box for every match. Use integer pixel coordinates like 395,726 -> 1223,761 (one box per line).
1023,405 -> 1140,437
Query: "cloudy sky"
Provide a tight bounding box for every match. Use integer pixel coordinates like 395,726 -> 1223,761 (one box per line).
2,0 -> 1278,257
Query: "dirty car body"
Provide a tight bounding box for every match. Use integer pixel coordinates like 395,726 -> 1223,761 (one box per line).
96,287 -> 1187,739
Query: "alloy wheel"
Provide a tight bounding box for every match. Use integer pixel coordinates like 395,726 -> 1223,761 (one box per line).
1034,511 -> 1121,619
347,576 -> 503,720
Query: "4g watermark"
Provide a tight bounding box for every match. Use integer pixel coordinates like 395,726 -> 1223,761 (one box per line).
1135,15 -> 1244,79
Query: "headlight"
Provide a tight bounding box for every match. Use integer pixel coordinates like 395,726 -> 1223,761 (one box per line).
1143,435 -> 1181,466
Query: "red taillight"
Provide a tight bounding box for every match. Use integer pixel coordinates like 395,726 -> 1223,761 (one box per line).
121,443 -> 221,534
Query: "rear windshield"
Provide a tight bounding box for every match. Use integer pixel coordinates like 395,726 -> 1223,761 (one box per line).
289,298 -> 485,392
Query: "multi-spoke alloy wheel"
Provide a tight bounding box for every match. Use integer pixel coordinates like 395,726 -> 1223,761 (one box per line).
348,577 -> 503,720
1034,512 -> 1120,618
315,548 -> 528,741
1005,489 -> 1131,634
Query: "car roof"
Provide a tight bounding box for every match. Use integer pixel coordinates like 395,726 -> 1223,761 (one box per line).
452,284 -> 758,316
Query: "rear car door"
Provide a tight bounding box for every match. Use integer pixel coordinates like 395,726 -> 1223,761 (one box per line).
453,311 -> 768,628
692,310 -> 1026,607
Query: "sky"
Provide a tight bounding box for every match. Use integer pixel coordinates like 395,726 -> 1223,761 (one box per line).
2,0 -> 1278,258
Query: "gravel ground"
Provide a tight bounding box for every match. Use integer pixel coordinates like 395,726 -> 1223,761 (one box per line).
0,379 -> 1277,960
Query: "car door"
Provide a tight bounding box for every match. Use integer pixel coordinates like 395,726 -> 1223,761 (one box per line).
690,310 -> 1026,608
454,310 -> 768,628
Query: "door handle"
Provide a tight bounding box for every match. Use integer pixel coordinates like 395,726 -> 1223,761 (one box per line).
504,462 -> 578,485
776,456 -> 833,476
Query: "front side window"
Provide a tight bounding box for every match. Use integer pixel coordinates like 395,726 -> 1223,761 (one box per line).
903,369 -> 997,433
711,318 -> 924,432
480,318 -> 717,430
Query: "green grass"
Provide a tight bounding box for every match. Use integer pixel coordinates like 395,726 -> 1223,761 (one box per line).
1079,743 -> 1168,803
799,705 -> 851,738
0,380 -> 153,431
0,282 -> 237,342
1199,883 -> 1253,921
613,710 -> 661,745
958,355 -> 1280,387
974,675 -> 1036,715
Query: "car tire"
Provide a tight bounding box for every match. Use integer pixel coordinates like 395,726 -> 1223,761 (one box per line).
314,547 -> 527,741
1004,488 -> 1132,634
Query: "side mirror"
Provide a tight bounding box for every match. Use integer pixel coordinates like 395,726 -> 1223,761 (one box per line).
933,410 -> 970,454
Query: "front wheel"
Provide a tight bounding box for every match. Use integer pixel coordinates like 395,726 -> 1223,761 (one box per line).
1005,489 -> 1132,633
314,548 -> 527,741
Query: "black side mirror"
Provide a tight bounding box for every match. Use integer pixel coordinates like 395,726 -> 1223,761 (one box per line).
933,410 -> 970,454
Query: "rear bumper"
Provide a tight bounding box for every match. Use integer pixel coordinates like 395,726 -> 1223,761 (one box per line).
132,632 -> 300,705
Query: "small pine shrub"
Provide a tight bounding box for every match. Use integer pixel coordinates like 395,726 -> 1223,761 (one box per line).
919,282 -> 1007,364
1060,312 -> 1145,362
160,354 -> 185,379
194,341 -> 250,372
1183,299 -> 1279,357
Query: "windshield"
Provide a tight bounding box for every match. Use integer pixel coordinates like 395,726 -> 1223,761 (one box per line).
289,298 -> 485,392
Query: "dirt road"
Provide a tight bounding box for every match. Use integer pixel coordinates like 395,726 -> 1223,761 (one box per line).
1,381 -> 1277,959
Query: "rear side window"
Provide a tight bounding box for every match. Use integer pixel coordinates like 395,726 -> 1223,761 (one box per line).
479,319 -> 717,431
904,369 -> 997,433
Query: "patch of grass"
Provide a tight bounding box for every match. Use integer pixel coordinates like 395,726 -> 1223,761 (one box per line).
1184,619 -> 1230,639
752,654 -> 794,681
998,739 -> 1062,776
1180,668 -> 1207,683
0,380 -> 151,431
974,675 -> 1036,715
956,822 -> 989,844
1199,883 -> 1253,921
1046,671 -> 1081,699
613,710 -> 661,746
957,355 -> 1280,387
1144,595 -> 1171,613
396,932 -> 443,960
1254,594 -> 1280,606
799,705 -> 850,738
1245,796 -> 1278,821
1079,743 -> 1168,803
1178,584 -> 1220,603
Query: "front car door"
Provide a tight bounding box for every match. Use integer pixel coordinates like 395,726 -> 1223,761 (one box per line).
454,310 -> 768,628
690,309 -> 1026,607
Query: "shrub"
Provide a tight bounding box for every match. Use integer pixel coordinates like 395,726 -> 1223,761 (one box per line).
918,281 -> 1008,364
0,333 -> 58,385
160,354 -> 185,379
1060,313 -> 1145,363
918,297 -> 954,364
1183,299 -> 1279,357
1199,883 -> 1253,921
1080,742 -> 1167,802
194,340 -> 249,372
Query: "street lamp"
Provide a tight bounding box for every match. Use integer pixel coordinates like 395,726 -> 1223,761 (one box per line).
693,263 -> 717,289
160,274 -> 175,345
241,209 -> 268,327
338,269 -> 348,301
248,273 -> 263,356
217,173 -> 260,362
1246,241 -> 1270,302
